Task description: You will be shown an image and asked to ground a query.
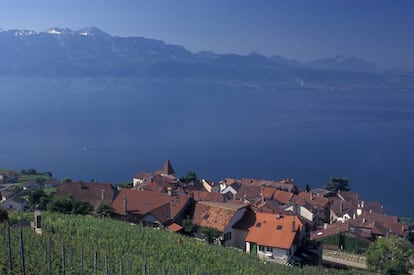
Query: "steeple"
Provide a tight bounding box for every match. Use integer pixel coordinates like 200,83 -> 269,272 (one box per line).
162,160 -> 175,175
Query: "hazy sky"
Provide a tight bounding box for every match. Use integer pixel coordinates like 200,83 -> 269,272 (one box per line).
1,0 -> 413,69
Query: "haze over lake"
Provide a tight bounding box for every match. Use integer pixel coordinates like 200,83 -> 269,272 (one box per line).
1,77 -> 413,219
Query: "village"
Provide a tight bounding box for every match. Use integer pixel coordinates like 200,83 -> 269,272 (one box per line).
0,160 -> 412,270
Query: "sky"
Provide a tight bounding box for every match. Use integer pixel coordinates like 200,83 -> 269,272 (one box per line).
0,0 -> 413,69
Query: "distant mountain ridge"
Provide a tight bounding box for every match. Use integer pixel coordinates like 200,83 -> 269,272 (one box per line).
0,26 -> 411,88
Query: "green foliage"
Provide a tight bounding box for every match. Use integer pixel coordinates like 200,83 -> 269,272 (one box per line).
72,201 -> 94,215
28,190 -> 51,210
319,234 -> 369,254
182,218 -> 196,235
96,204 -> 114,217
366,236 -> 413,274
0,213 -> 364,274
117,182 -> 132,189
200,226 -> 221,243
322,177 -> 350,192
180,171 -> 197,183
46,196 -> 93,215
61,177 -> 72,183
0,209 -> 8,222
47,196 -> 74,214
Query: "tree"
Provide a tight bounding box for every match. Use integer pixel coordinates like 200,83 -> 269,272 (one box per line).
322,177 -> 350,192
28,190 -> 51,210
200,227 -> 221,244
182,218 -> 196,235
305,184 -> 310,192
72,201 -> 94,215
366,236 -> 413,274
180,171 -> 197,184
47,196 -> 73,214
0,209 -> 8,223
96,204 -> 114,217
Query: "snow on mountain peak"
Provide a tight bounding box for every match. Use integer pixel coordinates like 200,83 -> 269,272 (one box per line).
14,30 -> 37,37
47,28 -> 63,35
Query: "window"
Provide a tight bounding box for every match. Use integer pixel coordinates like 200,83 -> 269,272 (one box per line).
266,247 -> 272,252
276,225 -> 283,230
223,232 -> 231,241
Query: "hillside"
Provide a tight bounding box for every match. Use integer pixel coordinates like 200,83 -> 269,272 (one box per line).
0,212 -> 364,274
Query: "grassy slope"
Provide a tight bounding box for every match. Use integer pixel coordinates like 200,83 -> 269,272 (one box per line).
0,212 -> 368,274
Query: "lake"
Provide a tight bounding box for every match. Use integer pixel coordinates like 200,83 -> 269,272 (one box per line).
0,77 -> 413,219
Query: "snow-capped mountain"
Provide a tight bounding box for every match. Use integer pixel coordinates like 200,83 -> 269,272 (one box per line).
0,26 -> 410,88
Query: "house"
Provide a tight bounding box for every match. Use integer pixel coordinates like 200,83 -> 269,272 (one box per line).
244,212 -> 305,263
132,160 -> 179,190
0,170 -> 18,183
241,178 -> 300,194
220,182 -> 242,201
272,190 -> 294,205
22,181 -> 41,191
111,189 -> 191,227
191,191 -> 225,202
0,196 -> 28,211
330,199 -> 356,222
55,181 -> 118,208
235,185 -> 262,203
192,201 -> 250,246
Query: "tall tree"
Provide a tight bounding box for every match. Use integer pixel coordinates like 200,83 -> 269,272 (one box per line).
366,236 -> 413,274
322,177 -> 350,192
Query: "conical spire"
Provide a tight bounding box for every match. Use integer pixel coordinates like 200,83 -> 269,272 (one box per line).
162,160 -> 175,175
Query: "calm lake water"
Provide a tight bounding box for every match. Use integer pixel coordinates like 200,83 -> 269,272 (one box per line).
1,78 -> 413,219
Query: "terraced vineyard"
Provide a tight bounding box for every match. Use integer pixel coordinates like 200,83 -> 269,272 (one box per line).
1,212 -> 361,274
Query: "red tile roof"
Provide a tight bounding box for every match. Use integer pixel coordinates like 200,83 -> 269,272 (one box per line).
296,192 -> 329,208
235,186 -> 262,201
192,201 -> 248,232
261,187 -> 276,200
245,212 -> 302,250
191,191 -> 224,202
111,189 -> 190,223
167,223 -> 183,232
56,182 -> 118,208
273,190 -> 294,205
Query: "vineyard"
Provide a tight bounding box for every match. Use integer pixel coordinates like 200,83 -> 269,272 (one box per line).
1,212 -> 359,274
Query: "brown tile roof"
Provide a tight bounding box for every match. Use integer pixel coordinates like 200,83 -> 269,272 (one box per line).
192,201 -> 247,232
167,223 -> 183,232
361,201 -> 385,214
261,187 -> 276,200
296,192 -> 329,208
191,191 -> 224,202
273,190 -> 294,205
245,213 -> 303,250
235,186 -> 262,201
330,199 -> 356,216
56,182 -> 118,208
310,222 -> 350,240
111,189 -> 190,223
253,200 -> 284,213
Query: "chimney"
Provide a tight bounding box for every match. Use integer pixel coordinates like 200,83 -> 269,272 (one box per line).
167,186 -> 172,196
324,223 -> 328,229
260,192 -> 264,204
339,201 -> 343,213
123,197 -> 128,215
101,189 -> 105,205
361,200 -> 364,208
309,192 -> 313,201
292,217 -> 296,232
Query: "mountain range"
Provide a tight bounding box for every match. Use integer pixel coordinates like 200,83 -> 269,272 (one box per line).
0,26 -> 412,88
